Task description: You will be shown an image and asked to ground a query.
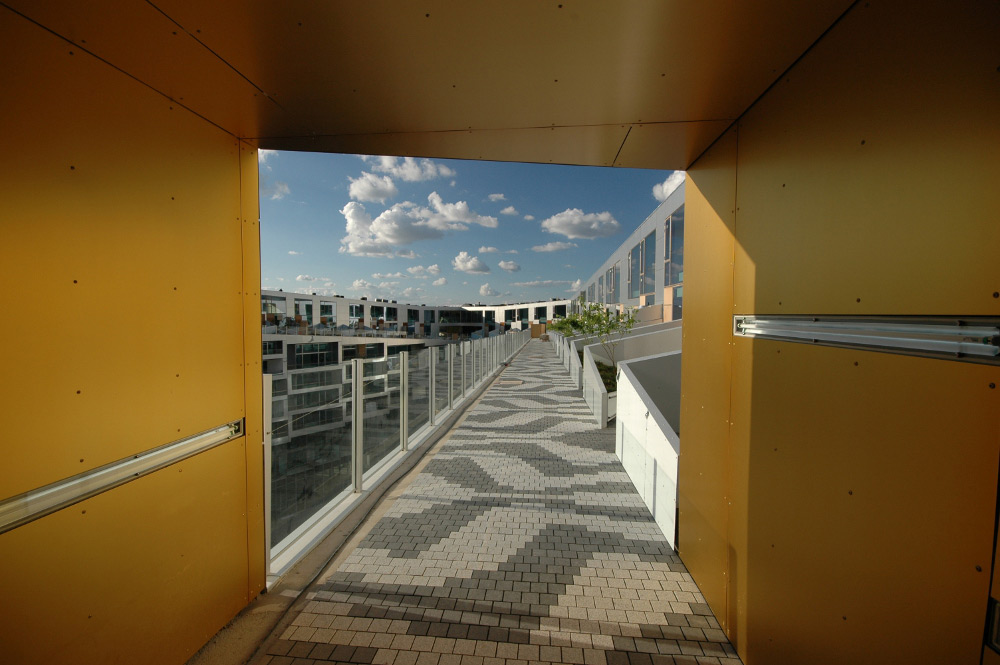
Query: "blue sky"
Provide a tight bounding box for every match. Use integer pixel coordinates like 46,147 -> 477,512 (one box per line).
259,151 -> 683,306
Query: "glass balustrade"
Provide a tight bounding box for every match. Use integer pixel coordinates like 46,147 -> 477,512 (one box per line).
265,331 -> 530,560
361,357 -> 400,473
407,348 -> 430,436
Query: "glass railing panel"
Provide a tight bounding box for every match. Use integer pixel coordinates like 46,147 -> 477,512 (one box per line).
464,342 -> 473,392
362,358 -> 400,473
434,346 -> 449,417
451,347 -> 462,403
270,388 -> 352,547
407,348 -> 430,438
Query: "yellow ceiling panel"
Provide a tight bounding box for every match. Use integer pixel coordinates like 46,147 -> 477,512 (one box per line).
615,120 -> 733,169
3,0 -> 301,138
263,125 -> 631,169
6,0 -> 853,167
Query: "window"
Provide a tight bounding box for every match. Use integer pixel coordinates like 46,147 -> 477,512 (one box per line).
553,304 -> 567,318
504,309 -> 515,323
588,283 -> 596,302
385,307 -> 397,321
288,389 -> 338,412
611,263 -> 622,304
407,309 -> 419,323
261,295 -> 287,319
424,310 -> 435,324
518,308 -> 529,323
370,305 -> 384,322
484,311 -> 495,324
665,205 -> 685,287
642,231 -> 656,295
320,301 -> 334,324
262,340 -> 283,356
672,285 -> 683,320
294,299 -> 313,324
629,244 -> 641,299
291,370 -> 338,391
534,306 -> 547,320
289,343 -> 336,369
598,276 -> 604,303
349,304 -> 364,325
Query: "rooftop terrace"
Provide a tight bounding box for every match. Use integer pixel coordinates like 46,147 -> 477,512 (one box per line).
246,340 -> 739,665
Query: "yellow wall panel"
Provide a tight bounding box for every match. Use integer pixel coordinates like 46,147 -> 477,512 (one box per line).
0,9 -> 245,498
679,127 -> 739,634
742,342 -> 998,663
0,439 -> 250,664
734,0 -> 1000,316
240,141 -> 266,592
682,2 -> 1000,662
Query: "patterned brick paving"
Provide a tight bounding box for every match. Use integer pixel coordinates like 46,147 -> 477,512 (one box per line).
257,340 -> 741,665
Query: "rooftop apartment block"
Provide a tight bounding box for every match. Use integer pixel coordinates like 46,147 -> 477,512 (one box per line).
579,184 -> 685,322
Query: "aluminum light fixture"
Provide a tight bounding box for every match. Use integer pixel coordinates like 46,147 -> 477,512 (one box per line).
734,316 -> 1000,358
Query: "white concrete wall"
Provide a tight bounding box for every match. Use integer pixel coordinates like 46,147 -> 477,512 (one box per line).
615,351 -> 682,548
582,345 -> 609,426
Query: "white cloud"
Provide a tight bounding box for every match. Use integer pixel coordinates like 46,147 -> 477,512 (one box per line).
269,182 -> 290,200
500,206 -> 518,216
532,241 -> 578,252
498,260 -> 521,273
258,149 -> 277,165
450,180 -> 456,187
407,264 -> 442,277
453,252 -> 491,274
541,209 -> 620,239
339,201 -> 443,257
512,279 -> 572,287
523,214 -> 535,221
296,274 -> 316,282
261,180 -> 290,200
432,277 -> 447,287
372,271 -> 406,279
479,246 -> 499,254
508,249 -> 519,254
479,283 -> 499,297
339,194 -> 496,257
568,278 -> 583,293
366,156 -> 455,182
488,193 -> 506,202
348,172 -> 398,203
288,250 -> 301,256
352,279 -> 371,290
396,249 -> 418,259
653,171 -> 685,202
422,192 -> 497,230
401,286 -> 422,299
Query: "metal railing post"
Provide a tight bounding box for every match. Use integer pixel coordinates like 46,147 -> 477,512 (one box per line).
352,358 -> 363,493
472,338 -> 477,386
429,346 -> 436,426
461,342 -> 467,398
400,350 -> 409,452
447,345 -> 454,410
262,373 -> 272,570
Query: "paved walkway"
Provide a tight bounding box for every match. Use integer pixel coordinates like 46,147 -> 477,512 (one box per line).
256,340 -> 740,665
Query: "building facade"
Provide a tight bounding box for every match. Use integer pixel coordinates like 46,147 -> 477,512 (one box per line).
579,185 -> 685,322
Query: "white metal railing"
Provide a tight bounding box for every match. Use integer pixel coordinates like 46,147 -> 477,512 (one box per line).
265,329 -> 530,578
